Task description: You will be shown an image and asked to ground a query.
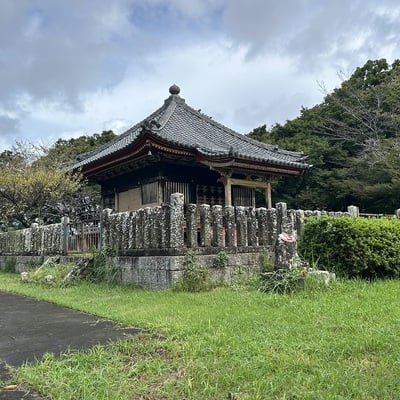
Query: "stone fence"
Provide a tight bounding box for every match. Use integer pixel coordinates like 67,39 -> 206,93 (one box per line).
0,219 -> 68,256
101,193 -> 282,254
0,192 -> 396,257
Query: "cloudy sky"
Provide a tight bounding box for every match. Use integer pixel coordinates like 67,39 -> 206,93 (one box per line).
0,0 -> 399,152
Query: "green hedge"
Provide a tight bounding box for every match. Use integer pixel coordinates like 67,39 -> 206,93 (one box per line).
298,217 -> 400,279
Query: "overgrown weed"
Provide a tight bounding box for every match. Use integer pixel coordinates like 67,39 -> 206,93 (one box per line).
173,251 -> 213,292
91,247 -> 120,284
21,262 -> 73,287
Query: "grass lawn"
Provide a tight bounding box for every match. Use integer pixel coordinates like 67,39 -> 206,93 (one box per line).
0,273 -> 399,399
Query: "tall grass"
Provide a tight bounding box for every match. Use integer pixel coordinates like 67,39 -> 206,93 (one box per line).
1,273 -> 399,399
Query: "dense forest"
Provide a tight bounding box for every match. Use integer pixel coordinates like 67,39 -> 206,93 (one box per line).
248,58 -> 400,213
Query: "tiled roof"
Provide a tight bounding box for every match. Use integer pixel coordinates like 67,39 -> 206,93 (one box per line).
73,87 -> 308,171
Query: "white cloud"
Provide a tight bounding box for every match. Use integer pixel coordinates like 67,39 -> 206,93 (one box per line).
0,0 -> 399,151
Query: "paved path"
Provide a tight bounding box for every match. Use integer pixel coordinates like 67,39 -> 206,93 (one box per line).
0,291 -> 141,399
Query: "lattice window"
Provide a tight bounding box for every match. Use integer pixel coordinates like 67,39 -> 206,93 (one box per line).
232,186 -> 255,207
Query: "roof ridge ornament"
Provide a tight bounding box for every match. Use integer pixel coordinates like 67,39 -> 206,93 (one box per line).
165,84 -> 185,104
140,119 -> 161,133
169,84 -> 180,95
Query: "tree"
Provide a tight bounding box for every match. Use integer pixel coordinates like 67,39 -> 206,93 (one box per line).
248,58 -> 400,213
320,59 -> 400,154
0,130 -> 118,228
319,59 -> 400,212
248,107 -> 353,210
43,130 -> 117,164
0,144 -> 82,228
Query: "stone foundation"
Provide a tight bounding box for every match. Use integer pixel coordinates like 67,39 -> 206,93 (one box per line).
115,250 -> 264,289
0,250 -> 266,289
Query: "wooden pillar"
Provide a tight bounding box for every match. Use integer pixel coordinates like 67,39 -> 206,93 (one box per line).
114,191 -> 119,212
265,182 -> 272,209
219,176 -> 232,206
225,177 -> 232,206
219,175 -> 271,208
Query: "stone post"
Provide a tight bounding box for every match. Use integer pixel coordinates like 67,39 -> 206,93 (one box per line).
186,203 -> 198,248
109,212 -> 116,250
143,207 -> 152,249
224,205 -> 236,247
256,207 -> 268,246
199,204 -> 211,247
61,216 -> 69,255
347,205 -> 359,217
31,223 -> 40,255
169,193 -> 185,248
212,205 -> 224,247
137,209 -> 145,249
147,208 -> 156,249
128,211 -> 137,249
276,202 -> 287,234
247,208 -> 258,246
39,225 -> 45,255
24,227 -> 32,254
274,216 -> 300,270
396,209 -> 400,219
266,208 -> 277,246
287,209 -> 296,232
236,206 -> 247,247
116,213 -> 124,251
121,212 -> 129,251
101,208 -> 113,249
160,204 -> 170,248
152,206 -> 162,248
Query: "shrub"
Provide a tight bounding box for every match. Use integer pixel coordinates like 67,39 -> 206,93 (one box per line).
212,251 -> 228,269
173,251 -> 211,292
299,217 -> 400,279
259,249 -> 274,273
91,248 -> 120,284
260,268 -> 307,294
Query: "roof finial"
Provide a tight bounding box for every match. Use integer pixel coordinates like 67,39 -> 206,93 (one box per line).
169,84 -> 180,95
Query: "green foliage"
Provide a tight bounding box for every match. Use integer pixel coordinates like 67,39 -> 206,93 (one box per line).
0,144 -> 82,227
212,251 -> 228,269
259,249 -> 274,273
299,217 -> 400,278
91,248 -> 120,284
259,267 -> 331,295
22,263 -> 73,287
44,130 -> 117,164
248,58 -> 400,213
260,268 -> 307,294
173,251 -> 211,292
0,131 -> 116,228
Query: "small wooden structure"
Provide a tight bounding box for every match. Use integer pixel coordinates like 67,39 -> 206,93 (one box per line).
73,85 -> 308,211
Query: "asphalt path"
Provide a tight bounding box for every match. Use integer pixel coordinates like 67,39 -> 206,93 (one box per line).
0,290 -> 141,399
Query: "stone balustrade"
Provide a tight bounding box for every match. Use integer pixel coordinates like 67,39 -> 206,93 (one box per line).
0,219 -> 66,256
101,193 -> 282,254
0,193 -> 394,257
